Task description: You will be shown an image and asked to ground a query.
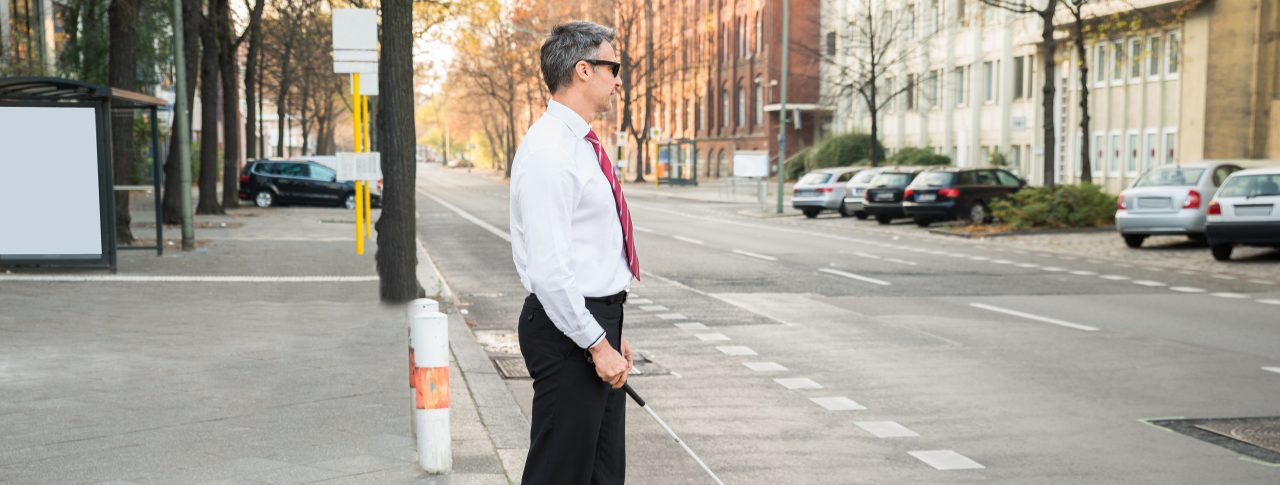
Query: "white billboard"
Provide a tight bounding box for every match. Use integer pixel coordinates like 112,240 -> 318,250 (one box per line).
0,106 -> 104,257
733,150 -> 769,178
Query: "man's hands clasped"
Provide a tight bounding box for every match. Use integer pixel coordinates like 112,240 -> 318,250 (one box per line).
589,336 -> 633,389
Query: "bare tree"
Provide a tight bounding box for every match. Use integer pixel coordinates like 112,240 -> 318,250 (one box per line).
980,0 -> 1060,186
196,0 -> 224,214
242,0 -> 266,160
375,0 -> 423,302
109,0 -> 141,241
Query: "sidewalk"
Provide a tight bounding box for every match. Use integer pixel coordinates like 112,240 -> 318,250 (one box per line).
0,204 -> 516,484
623,176 -> 795,209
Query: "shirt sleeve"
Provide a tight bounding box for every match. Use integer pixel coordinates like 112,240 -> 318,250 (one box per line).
514,148 -> 607,349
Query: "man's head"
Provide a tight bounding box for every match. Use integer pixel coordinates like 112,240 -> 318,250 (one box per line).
540,21 -> 622,113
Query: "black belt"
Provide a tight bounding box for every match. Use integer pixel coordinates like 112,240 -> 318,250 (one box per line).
584,290 -> 628,305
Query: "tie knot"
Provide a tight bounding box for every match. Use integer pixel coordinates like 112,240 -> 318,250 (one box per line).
585,130 -> 600,144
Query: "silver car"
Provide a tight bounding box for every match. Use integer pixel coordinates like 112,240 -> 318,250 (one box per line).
792,167 -> 862,218
841,167 -> 887,220
1116,162 -> 1243,248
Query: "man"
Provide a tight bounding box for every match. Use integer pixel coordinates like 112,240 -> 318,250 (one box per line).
510,21 -> 638,485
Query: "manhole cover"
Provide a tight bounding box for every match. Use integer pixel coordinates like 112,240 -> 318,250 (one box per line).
1147,417 -> 1280,464
493,352 -> 669,379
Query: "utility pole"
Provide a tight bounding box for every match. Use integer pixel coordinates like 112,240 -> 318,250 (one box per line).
775,0 -> 789,214
172,0 -> 194,250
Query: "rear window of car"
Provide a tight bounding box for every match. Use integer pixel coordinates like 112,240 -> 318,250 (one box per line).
909,172 -> 956,187
1134,167 -> 1205,187
798,172 -> 833,185
850,170 -> 879,184
1217,174 -> 1280,198
871,172 -> 914,188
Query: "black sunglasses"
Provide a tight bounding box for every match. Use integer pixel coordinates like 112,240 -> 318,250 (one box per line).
582,59 -> 621,77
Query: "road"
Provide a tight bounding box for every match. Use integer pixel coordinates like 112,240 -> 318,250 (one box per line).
415,163 -> 1280,484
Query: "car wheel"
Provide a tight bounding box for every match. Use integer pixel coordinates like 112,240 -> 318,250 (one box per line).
838,201 -> 853,217
1211,244 -> 1233,261
968,202 -> 990,225
344,193 -> 357,210
803,209 -> 820,219
876,215 -> 891,225
1123,235 -> 1146,248
254,190 -> 275,208
1187,233 -> 1206,241
854,211 -> 868,220
914,217 -> 932,227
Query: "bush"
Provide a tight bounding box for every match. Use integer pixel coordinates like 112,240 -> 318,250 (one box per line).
991,184 -> 1118,231
807,133 -> 883,170
784,146 -> 812,181
888,146 -> 951,166
988,151 -> 1009,168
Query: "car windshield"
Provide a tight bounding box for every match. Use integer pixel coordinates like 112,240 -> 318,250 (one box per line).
1217,174 -> 1280,198
850,170 -> 879,185
909,172 -> 956,187
798,172 -> 833,185
1133,167 -> 1205,187
871,173 -> 914,188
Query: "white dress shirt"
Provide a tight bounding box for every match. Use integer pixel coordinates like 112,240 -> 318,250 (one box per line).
510,100 -> 633,349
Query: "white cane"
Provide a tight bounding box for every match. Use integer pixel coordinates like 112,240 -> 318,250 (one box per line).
622,383 -> 726,485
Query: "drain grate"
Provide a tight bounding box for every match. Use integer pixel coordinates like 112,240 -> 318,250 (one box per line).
1147,417 -> 1280,464
493,352 -> 669,379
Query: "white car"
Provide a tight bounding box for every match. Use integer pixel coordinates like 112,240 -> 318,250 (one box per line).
1115,162 -> 1242,248
1205,167 -> 1280,261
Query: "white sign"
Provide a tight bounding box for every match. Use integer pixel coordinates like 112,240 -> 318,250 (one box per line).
336,152 -> 358,181
616,131 -> 627,146
359,72 -> 379,96
358,152 -> 382,181
733,150 -> 769,178
332,8 -> 378,74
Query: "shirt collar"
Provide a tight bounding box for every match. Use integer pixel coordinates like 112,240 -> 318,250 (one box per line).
546,99 -> 591,139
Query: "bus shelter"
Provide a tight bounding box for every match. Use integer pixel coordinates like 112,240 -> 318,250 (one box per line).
0,77 -> 168,270
657,139 -> 698,186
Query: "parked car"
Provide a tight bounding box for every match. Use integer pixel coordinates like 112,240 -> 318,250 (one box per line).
863,167 -> 925,225
902,167 -> 1025,227
792,167 -> 863,218
239,159 -> 381,209
1205,167 -> 1280,261
842,167 -> 889,220
1115,162 -> 1243,248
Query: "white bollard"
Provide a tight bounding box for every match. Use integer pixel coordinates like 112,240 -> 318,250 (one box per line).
407,299 -> 439,440
408,298 -> 450,473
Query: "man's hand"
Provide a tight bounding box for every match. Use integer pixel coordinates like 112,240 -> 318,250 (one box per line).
589,340 -> 629,389
620,337 -> 634,372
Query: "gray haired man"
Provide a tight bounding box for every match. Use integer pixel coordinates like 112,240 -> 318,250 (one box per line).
510,21 -> 637,485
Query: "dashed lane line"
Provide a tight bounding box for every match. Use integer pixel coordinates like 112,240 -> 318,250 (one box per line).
717,346 -> 757,356
743,362 -> 787,372
774,378 -> 823,390
818,268 -> 892,286
970,303 -> 1100,332
1133,280 -> 1168,287
695,333 -> 731,342
1170,287 -> 1207,293
1258,299 -> 1280,305
672,235 -> 705,245
1263,367 -> 1280,375
732,249 -> 778,261
856,421 -> 919,438
674,322 -> 708,331
909,450 -> 985,470
1211,292 -> 1249,299
809,397 -> 866,411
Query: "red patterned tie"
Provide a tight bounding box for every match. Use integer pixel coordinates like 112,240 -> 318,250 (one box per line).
585,130 -> 640,281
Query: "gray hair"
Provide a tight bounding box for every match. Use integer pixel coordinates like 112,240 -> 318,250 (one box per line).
540,21 -> 616,94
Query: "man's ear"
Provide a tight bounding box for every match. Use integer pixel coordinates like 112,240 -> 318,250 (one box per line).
576,61 -> 591,82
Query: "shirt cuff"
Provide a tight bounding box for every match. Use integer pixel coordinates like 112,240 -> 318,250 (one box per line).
569,320 -> 607,349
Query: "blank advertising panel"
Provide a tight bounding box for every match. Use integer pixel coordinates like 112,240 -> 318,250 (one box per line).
0,106 -> 104,258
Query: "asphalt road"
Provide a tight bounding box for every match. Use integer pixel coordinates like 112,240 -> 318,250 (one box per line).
415,164 -> 1280,484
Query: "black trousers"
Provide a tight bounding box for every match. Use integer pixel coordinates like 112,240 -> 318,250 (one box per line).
519,294 -> 626,485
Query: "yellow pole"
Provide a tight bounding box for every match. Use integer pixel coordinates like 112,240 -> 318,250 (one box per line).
354,73 -> 365,255
362,97 -> 373,239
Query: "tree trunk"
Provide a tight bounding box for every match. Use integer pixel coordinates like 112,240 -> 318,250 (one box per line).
1039,1 -> 1059,187
375,0 -> 423,302
197,0 -> 224,215
1073,8 -> 1092,184
242,0 -> 264,160
162,0 -> 200,224
299,73 -> 311,155
276,43 -> 293,157
219,0 -> 241,210
108,0 -> 141,244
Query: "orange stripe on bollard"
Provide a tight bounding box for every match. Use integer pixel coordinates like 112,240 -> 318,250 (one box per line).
413,367 -> 450,410
409,349 -> 416,388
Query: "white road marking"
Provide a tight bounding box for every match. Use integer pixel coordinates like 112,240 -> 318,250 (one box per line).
1170,287 -> 1207,293
970,303 -> 1100,332
732,249 -> 778,261
0,275 -> 379,283
774,378 -> 823,390
819,268 -> 891,286
419,189 -> 511,242
885,258 -> 918,266
1069,270 -> 1098,276
695,333 -> 731,342
1100,275 -> 1131,281
1249,280 -> 1275,285
992,259 -> 1014,265
909,450 -> 985,470
626,298 -> 654,305
674,322 -> 708,331
1211,274 -> 1237,281
1211,292 -> 1249,299
1257,299 -> 1280,305
743,362 -> 787,372
673,235 -> 705,245
1087,260 -> 1104,264
1177,270 -> 1197,276
655,313 -> 688,320
855,421 -> 918,438
809,397 -> 866,411
1263,367 -> 1280,375
634,226 -> 657,234
853,251 -> 882,260
1016,263 -> 1040,268
638,305 -> 669,312
1133,280 -> 1168,287
1144,267 -> 1165,272
1116,263 -> 1133,268
1041,266 -> 1066,272
717,346 -> 757,356
969,256 -> 990,261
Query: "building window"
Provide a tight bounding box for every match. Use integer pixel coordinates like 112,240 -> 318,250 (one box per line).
1147,36 -> 1162,79
958,0 -> 967,26
927,71 -> 939,108
1074,132 -> 1083,179
954,65 -> 968,106
1013,56 -> 1026,99
721,89 -> 729,128
983,61 -> 996,103
926,0 -> 939,36
698,98 -> 706,131
757,13 -> 764,54
827,31 -> 837,57
1092,132 -> 1104,175
755,78 -> 764,126
1166,31 -> 1180,78
737,83 -> 746,127
1126,131 -> 1139,175
906,3 -> 916,39
885,77 -> 895,112
906,74 -> 917,110
1163,128 -> 1177,164
1111,40 -> 1124,83
1143,129 -> 1158,173
1128,38 -> 1142,81
1093,43 -> 1107,86
1109,131 -> 1121,175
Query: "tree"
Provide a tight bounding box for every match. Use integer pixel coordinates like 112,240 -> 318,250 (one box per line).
813,0 -> 923,166
162,0 -> 201,223
196,0 -> 224,214
375,0 -> 423,302
242,0 -> 266,160
109,0 -> 142,242
218,0 -> 244,210
980,0 -> 1060,186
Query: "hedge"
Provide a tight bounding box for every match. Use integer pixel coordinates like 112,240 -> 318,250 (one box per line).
990,184 -> 1117,230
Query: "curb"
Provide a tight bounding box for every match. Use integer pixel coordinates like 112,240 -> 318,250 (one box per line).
928,226 -> 1116,239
